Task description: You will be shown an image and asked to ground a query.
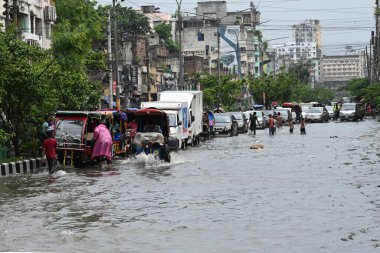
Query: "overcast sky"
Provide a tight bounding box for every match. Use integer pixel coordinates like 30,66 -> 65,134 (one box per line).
97,0 -> 376,55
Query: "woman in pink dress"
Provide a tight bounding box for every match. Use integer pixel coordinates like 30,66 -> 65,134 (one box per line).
92,121 -> 113,169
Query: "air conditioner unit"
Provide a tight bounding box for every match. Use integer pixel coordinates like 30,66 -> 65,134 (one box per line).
44,6 -> 56,22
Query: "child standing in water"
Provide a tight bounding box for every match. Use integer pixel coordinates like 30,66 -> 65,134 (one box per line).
300,118 -> 306,135
289,119 -> 294,133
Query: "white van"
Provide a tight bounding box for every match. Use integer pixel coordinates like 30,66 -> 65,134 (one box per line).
158,91 -> 203,145
140,101 -> 189,150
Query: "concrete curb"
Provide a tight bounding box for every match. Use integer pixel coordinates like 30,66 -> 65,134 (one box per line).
0,158 -> 46,177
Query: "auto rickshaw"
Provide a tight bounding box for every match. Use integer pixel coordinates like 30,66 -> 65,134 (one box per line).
98,109 -> 128,157
132,108 -> 171,162
123,108 -> 139,156
54,111 -> 102,167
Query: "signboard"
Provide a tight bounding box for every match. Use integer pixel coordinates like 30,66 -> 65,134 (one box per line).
131,65 -> 138,86
220,25 -> 241,68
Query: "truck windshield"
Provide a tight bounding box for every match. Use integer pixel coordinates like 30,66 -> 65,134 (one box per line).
55,120 -> 84,141
167,114 -> 177,127
341,104 -> 355,110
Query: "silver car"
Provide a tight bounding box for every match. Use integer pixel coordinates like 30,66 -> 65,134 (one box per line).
305,106 -> 330,123
325,105 -> 334,119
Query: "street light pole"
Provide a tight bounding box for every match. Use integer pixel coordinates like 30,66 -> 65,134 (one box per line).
107,11 -> 113,108
217,21 -> 221,93
176,0 -> 184,90
113,0 -> 121,110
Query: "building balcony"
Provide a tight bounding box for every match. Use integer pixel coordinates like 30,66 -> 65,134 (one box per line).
22,32 -> 42,46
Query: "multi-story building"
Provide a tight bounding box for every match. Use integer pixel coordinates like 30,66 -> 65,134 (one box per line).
292,19 -> 321,58
182,1 -> 260,78
319,53 -> 367,89
272,42 -> 318,62
9,0 -> 56,48
141,5 -> 179,96
0,2 -> 5,30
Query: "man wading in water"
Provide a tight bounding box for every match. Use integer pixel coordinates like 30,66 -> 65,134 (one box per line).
249,111 -> 259,136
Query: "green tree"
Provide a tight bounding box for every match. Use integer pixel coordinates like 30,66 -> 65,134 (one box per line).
154,22 -> 171,40
346,78 -> 370,100
248,72 -> 334,107
199,74 -> 243,111
287,60 -> 314,85
154,22 -> 179,53
116,5 -> 151,36
0,27 -> 52,155
364,83 -> 380,108
52,0 -> 106,110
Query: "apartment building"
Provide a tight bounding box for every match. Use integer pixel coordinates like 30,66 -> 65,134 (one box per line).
0,2 -> 5,30
272,42 -> 318,61
181,1 -> 260,77
319,53 -> 367,89
9,0 -> 56,48
292,19 -> 321,58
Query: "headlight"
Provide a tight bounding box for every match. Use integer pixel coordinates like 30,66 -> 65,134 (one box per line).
225,126 -> 231,130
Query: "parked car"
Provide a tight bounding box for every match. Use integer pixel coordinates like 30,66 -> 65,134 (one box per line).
213,113 -> 239,136
243,111 -> 267,129
230,112 -> 248,133
252,104 -> 265,111
305,106 -> 330,123
301,105 -> 310,119
325,105 -> 334,119
340,103 -> 365,121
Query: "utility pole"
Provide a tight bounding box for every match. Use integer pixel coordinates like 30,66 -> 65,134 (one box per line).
176,0 -> 184,90
250,2 -> 256,78
112,0 -> 121,110
12,0 -> 17,26
146,36 -> 151,101
107,11 -> 113,108
2,0 -> 10,29
217,20 -> 221,89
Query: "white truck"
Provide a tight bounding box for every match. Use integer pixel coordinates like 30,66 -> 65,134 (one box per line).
158,91 -> 203,146
140,101 -> 189,150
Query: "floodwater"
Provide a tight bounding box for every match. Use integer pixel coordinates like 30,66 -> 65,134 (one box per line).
0,119 -> 379,253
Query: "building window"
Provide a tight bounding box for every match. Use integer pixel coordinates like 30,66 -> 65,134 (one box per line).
198,32 -> 204,41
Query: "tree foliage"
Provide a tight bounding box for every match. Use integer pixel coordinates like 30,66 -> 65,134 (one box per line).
248,72 -> 334,108
345,78 -> 370,100
0,0 -> 106,156
287,60 -> 314,85
154,22 -> 179,53
0,27 -> 52,155
198,74 -> 244,111
51,0 -> 106,110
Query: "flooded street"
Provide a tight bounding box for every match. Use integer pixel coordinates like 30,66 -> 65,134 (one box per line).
1,120 -> 380,252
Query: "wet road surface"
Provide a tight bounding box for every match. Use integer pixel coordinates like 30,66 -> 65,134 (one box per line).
0,119 -> 379,252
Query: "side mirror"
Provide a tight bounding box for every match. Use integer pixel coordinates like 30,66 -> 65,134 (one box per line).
177,121 -> 182,126
191,116 -> 195,122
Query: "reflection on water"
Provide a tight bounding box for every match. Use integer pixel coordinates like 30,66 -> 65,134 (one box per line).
0,120 -> 379,252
